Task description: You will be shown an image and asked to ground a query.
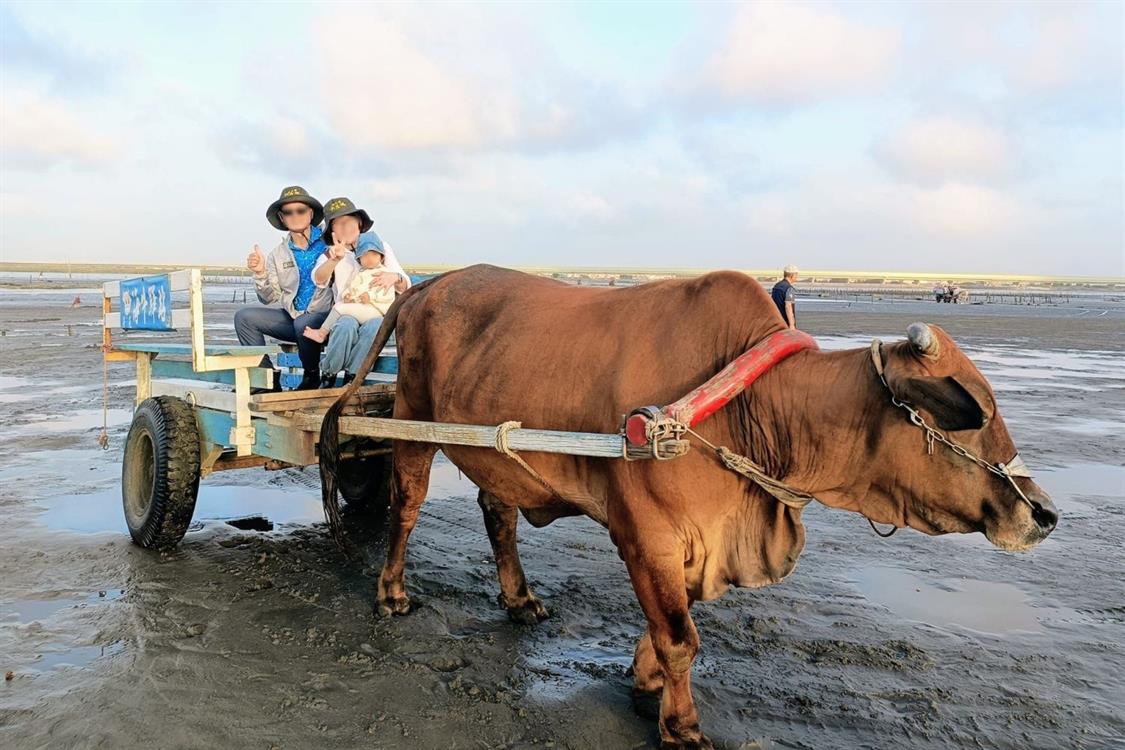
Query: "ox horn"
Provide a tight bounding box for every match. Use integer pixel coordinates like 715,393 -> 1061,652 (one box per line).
907,322 -> 940,358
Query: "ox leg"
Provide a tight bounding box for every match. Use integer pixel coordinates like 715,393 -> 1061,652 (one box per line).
632,627 -> 665,694
629,627 -> 665,720
477,490 -> 549,625
376,441 -> 438,617
623,547 -> 710,749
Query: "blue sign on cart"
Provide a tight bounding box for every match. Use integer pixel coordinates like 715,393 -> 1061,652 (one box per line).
119,276 -> 174,330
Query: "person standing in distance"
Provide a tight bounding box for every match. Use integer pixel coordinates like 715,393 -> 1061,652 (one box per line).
771,264 -> 799,330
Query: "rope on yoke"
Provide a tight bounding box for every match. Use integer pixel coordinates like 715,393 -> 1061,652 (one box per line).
684,426 -> 815,511
493,420 -> 562,499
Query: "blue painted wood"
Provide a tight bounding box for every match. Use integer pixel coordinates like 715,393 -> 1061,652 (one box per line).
280,372 -> 303,390
119,276 -> 174,330
372,355 -> 398,375
151,359 -> 274,389
113,343 -> 279,356
283,355 -> 399,375
279,371 -> 395,389
278,351 -> 399,374
196,407 -> 316,465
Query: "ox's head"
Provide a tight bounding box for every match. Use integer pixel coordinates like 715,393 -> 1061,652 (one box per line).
859,323 -> 1057,550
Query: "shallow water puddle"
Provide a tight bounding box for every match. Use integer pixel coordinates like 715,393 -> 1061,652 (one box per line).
32,641 -> 125,671
11,408 -> 133,434
524,640 -> 630,702
1054,417 -> 1124,436
0,375 -> 28,390
1,591 -> 126,674
1,590 -> 124,623
37,485 -> 324,535
851,566 -> 1043,635
427,454 -> 483,499
816,335 -> 1125,388
0,383 -> 98,404
1037,463 -> 1125,499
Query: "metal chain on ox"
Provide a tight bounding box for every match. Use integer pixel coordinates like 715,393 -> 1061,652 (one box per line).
868,340 -> 1036,512
656,340 -> 1039,540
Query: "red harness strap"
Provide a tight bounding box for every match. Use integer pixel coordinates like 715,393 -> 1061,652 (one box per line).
625,329 -> 818,447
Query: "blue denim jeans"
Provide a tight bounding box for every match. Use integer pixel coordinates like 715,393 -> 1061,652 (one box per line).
320,315 -> 384,376
233,306 -> 328,373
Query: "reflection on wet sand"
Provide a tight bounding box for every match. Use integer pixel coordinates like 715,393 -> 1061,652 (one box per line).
851,566 -> 1043,635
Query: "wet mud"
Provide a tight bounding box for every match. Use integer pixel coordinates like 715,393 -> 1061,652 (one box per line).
1,290 -> 1123,749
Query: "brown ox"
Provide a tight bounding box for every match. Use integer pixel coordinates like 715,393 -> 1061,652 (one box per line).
320,265 -> 1057,749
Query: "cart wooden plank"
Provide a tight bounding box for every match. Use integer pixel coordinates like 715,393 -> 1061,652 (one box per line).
248,383 -> 396,412
152,359 -> 275,389
112,342 -> 279,357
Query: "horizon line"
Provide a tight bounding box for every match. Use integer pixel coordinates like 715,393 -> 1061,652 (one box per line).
0,260 -> 1122,285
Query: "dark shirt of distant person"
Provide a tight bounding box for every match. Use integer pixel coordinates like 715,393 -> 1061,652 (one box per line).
771,265 -> 799,329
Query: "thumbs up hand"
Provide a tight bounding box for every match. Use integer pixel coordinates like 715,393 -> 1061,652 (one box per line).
247,245 -> 266,275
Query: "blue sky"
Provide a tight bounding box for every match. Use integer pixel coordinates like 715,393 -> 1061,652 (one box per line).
1,1 -> 1122,276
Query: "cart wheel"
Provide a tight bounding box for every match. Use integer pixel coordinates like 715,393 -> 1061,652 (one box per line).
122,396 -> 201,549
337,449 -> 391,518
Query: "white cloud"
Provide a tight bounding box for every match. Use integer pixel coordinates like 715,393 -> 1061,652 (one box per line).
0,86 -> 118,168
268,117 -> 312,156
564,191 -> 616,223
875,116 -> 1013,186
700,2 -> 898,103
317,18 -> 513,151
915,2 -> 1121,100
744,193 -> 796,237
288,6 -> 640,156
912,182 -> 1020,237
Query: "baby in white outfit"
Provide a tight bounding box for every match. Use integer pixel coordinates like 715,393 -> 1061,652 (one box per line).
302,237 -> 396,344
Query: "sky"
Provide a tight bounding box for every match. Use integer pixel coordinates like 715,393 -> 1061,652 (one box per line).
0,1 -> 1122,277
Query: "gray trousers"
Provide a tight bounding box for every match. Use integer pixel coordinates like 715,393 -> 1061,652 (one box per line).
233,306 -> 328,372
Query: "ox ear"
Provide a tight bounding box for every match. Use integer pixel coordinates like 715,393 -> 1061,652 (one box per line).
898,375 -> 994,431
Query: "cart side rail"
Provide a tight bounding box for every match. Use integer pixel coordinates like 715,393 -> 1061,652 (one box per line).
103,268 -> 281,458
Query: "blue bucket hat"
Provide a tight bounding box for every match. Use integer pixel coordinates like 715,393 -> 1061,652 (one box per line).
354,231 -> 385,261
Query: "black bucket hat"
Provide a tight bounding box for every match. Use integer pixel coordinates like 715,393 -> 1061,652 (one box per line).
322,196 -> 374,244
266,186 -> 324,231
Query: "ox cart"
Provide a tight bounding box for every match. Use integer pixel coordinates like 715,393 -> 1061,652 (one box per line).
103,269 -> 722,549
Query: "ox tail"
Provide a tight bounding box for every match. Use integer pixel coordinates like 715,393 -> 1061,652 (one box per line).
319,277 -> 438,547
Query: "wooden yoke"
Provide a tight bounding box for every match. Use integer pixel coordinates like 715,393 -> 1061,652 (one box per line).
625,329 -> 818,449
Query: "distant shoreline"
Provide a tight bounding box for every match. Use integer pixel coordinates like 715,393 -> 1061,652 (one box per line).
0,261 -> 1121,290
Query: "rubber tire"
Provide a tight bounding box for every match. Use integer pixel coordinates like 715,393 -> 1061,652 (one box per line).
122,396 -> 201,549
337,449 -> 391,516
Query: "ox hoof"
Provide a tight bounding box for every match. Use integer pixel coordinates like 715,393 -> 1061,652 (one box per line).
376,595 -> 411,618
498,593 -> 549,625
